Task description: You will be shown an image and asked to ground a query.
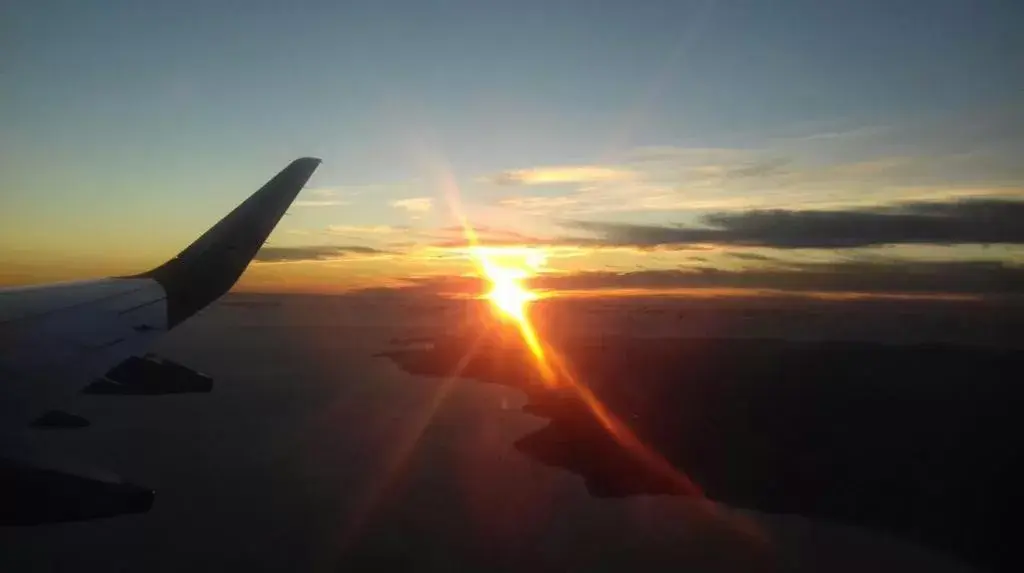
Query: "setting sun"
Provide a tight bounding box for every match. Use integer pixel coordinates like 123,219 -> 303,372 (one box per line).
470,246 -> 544,322
467,246 -> 557,383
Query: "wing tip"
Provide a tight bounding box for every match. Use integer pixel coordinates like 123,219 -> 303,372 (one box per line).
293,156 -> 322,169
287,157 -> 323,183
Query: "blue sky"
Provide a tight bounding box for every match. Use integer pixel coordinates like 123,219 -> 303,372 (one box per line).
2,0 -> 1022,295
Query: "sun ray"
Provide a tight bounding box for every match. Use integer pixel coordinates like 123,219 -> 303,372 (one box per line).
338,330 -> 488,551
434,151 -> 765,545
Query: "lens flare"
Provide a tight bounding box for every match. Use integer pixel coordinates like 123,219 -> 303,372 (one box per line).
438,157 -> 703,493
472,247 -> 541,323
468,246 -> 702,495
468,247 -> 557,385
429,162 -> 768,547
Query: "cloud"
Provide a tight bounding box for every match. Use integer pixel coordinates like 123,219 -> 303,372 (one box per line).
489,166 -> 633,186
426,225 -> 558,248
327,225 -> 410,235
498,196 -> 581,213
566,198 -> 1024,249
723,157 -> 791,179
307,188 -> 339,198
727,252 -> 777,261
782,124 -> 892,144
528,260 -> 1024,297
494,155 -> 1022,216
290,187 -> 351,207
292,200 -> 349,207
321,224 -> 555,252
354,259 -> 1024,299
487,107 -> 1024,216
254,245 -> 387,263
390,197 -> 433,214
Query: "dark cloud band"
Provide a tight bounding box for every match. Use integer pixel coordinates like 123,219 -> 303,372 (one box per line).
531,260 -> 1024,297
356,259 -> 1023,298
567,198 -> 1024,249
254,245 -> 385,263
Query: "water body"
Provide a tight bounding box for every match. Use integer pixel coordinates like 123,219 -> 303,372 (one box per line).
3,293 -> 1003,572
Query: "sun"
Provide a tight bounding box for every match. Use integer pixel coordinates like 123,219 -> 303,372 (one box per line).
467,246 -> 558,381
485,269 -> 536,322
462,243 -> 706,499
469,247 -> 544,323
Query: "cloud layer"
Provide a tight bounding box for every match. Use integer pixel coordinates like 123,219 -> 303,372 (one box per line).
373,259 -> 1023,299
490,108 -> 1024,215
292,200 -> 349,207
254,245 -> 386,263
391,197 -> 433,213
490,166 -> 632,186
531,260 -> 1024,297
568,198 -> 1024,249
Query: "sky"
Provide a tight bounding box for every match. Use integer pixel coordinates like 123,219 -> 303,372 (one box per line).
2,0 -> 1023,299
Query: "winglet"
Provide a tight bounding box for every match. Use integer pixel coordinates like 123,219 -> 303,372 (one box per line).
136,157 -> 321,327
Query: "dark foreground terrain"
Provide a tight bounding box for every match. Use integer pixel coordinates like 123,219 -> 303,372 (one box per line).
2,293 -> 1011,572
384,333 -> 1024,572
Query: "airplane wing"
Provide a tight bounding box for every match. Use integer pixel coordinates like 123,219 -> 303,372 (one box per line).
0,157 -> 320,523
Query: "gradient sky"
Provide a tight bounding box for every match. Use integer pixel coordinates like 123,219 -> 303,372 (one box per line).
3,0 -> 1023,297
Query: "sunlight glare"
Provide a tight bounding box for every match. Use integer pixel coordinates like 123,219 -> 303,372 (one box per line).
471,246 -> 544,323
468,246 -> 558,385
